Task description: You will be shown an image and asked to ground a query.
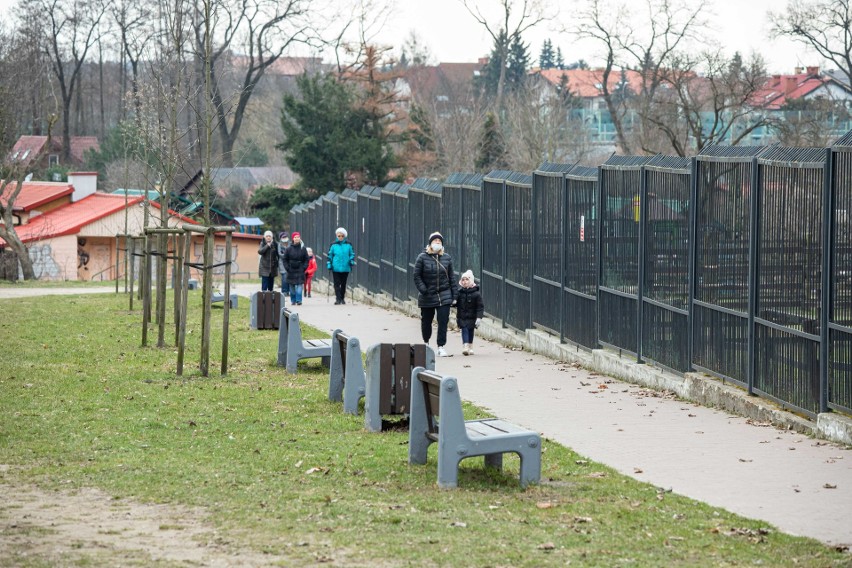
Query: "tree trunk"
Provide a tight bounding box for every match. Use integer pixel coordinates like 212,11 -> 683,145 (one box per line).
0,229 -> 36,280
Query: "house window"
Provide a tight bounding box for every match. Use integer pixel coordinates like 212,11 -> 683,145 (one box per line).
49,154 -> 59,166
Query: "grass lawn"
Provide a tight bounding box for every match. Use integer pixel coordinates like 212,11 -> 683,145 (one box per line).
0,291 -> 848,567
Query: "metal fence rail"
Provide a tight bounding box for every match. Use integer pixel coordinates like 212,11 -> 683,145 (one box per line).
286,133 -> 852,422
598,155 -> 653,356
532,163 -> 574,338
641,155 -> 692,372
482,170 -> 513,324
753,147 -> 827,417
564,165 -> 599,349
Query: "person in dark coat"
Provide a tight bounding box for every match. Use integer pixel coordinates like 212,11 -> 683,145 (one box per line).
258,230 -> 279,291
413,231 -> 458,357
277,231 -> 291,295
456,270 -> 485,356
282,231 -> 309,305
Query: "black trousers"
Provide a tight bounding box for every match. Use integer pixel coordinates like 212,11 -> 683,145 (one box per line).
332,271 -> 349,302
420,305 -> 451,347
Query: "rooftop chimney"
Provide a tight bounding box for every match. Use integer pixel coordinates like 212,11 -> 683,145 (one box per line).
806,66 -> 820,76
794,66 -> 804,74
67,172 -> 98,202
783,76 -> 798,96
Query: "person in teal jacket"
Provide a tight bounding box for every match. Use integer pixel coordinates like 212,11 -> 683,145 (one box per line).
327,227 -> 355,305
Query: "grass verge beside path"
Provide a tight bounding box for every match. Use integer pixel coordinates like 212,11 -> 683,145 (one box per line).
0,292 -> 848,567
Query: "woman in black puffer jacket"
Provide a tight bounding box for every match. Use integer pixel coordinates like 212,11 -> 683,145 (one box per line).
413,231 -> 458,357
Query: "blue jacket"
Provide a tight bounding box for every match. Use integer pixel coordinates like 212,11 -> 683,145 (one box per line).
327,239 -> 355,273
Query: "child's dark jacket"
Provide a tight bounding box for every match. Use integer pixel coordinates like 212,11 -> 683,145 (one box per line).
455,285 -> 484,328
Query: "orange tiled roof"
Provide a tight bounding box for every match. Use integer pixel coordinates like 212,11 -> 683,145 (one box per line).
537,68 -> 645,98
751,72 -> 830,110
5,193 -> 197,244
8,135 -> 99,165
0,180 -> 73,212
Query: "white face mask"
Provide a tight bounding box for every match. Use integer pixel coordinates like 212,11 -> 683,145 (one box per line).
431,242 -> 443,252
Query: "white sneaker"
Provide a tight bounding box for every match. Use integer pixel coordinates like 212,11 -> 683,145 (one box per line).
462,344 -> 470,356
467,346 -> 474,356
437,346 -> 448,357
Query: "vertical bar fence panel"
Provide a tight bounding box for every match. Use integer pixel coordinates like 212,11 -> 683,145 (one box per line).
693,146 -> 764,386
338,189 -> 358,289
482,170 -> 513,324
441,173 -> 468,267
380,182 -> 400,295
598,156 -> 653,356
641,156 -> 692,372
461,174 -> 484,281
532,162 -> 574,337
355,186 -> 374,291
367,186 -> 382,292
829,135 -> 852,414
408,181 -> 426,301
564,166 -> 599,349
393,184 -> 411,301
319,192 -> 338,283
422,179 -> 444,240
754,147 -> 827,418
504,172 -> 533,332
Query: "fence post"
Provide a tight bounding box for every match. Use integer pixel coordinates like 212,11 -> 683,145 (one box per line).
595,165 -> 604,349
687,157 -> 698,371
747,157 -> 761,396
636,164 -> 648,364
820,147 -> 834,413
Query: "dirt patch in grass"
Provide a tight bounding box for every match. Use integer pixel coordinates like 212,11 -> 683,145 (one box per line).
0,475 -> 287,567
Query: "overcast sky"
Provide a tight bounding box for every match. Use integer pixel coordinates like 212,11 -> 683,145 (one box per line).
0,0 -> 823,75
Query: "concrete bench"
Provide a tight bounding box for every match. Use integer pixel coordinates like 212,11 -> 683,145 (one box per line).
329,337 -> 435,432
277,307 -> 333,373
250,291 -> 282,330
364,343 -> 434,432
187,278 -> 199,290
409,367 -> 542,489
328,330 -> 367,415
211,291 -> 238,309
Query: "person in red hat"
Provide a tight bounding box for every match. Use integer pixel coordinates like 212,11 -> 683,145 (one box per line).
304,247 -> 317,298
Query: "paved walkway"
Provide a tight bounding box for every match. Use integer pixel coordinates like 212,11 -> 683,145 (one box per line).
2,283 -> 851,547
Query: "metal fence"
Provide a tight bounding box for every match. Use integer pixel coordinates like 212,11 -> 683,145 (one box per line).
290,137 -> 852,420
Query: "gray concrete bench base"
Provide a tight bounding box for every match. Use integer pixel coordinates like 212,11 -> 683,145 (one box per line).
277,308 -> 333,373
409,367 -> 541,488
211,292 -> 238,309
328,331 -> 366,415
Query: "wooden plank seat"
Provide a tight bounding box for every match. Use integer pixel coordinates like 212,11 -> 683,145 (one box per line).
328,330 -> 367,415
363,343 -> 434,432
277,307 -> 334,373
409,367 -> 541,489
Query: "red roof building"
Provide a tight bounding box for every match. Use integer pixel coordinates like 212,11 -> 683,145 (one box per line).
8,135 -> 100,169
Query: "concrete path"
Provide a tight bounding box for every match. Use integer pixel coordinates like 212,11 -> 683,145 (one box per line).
2,282 -> 851,548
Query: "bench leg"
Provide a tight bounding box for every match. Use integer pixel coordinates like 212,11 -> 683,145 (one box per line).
484,453 -> 503,471
437,451 -> 461,489
321,355 -> 330,368
518,437 -> 542,488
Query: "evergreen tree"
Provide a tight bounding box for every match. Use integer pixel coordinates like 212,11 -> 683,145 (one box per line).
277,72 -> 395,192
505,34 -> 531,92
475,112 -> 506,172
249,184 -> 305,232
555,46 -> 565,70
539,39 -> 555,69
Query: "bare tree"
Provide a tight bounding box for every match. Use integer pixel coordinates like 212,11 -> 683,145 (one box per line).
192,0 -> 318,167
112,0 -> 158,122
1,117 -> 59,280
502,80 -> 597,170
771,0 -> 852,86
640,50 -> 770,155
573,0 -> 708,155
461,0 -> 548,112
34,0 -> 108,162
